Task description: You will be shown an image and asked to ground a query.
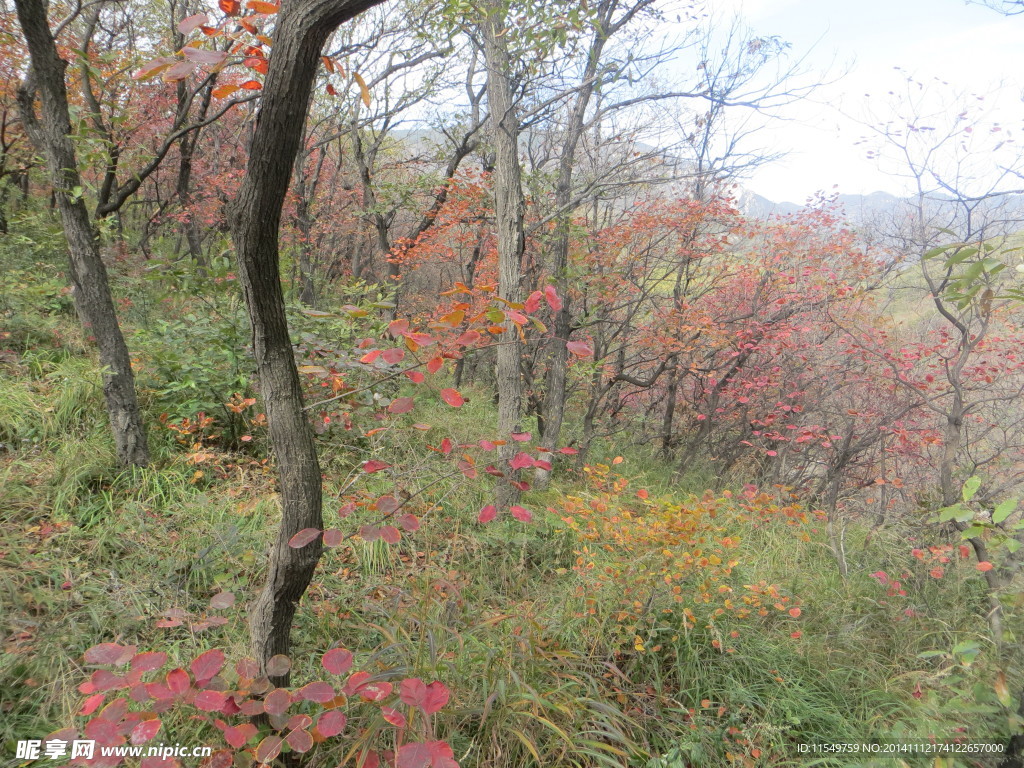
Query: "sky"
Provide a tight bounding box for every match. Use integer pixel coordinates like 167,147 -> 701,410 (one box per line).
700,0 -> 1024,203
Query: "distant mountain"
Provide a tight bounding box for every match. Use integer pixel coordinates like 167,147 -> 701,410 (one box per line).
735,189 -> 904,221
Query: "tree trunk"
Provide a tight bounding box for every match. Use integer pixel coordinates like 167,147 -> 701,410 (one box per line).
534,10 -> 613,489
482,0 -> 526,510
14,0 -> 149,468
228,0 -> 384,685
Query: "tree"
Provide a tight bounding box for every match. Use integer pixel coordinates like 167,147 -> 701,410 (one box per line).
225,0 -> 386,682
14,0 -> 150,467
479,0 -> 527,510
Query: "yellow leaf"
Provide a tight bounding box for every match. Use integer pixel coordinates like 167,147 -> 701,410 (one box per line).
995,671 -> 1012,707
353,71 -> 370,107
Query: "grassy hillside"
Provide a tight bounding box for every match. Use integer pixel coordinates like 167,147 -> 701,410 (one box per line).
0,232 -> 1017,768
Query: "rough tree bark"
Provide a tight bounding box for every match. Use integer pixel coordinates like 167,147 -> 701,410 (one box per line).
228,0 -> 384,685
14,0 -> 149,468
481,0 -> 526,509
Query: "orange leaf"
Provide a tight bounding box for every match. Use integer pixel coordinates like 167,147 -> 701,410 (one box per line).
211,84 -> 240,99
239,80 -> 263,90
246,0 -> 279,13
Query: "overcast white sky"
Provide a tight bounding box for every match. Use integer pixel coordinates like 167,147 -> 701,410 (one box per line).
703,0 -> 1024,202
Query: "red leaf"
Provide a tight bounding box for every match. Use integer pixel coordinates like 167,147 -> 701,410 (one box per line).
193,690 -> 228,712
323,528 -> 345,547
222,723 -> 257,748
478,440 -> 496,451
182,48 -> 228,67
322,648 -> 354,676
178,12 -> 209,33
361,349 -> 382,364
510,506 -> 532,522
381,706 -> 407,727
190,649 -> 225,683
98,697 -> 128,722
130,719 -> 162,745
510,432 -> 532,442
263,687 -> 291,715
389,397 -> 414,414
299,682 -> 336,703
440,438 -> 453,454
288,528 -> 321,548
426,356 -> 444,374
440,388 -> 464,407
218,0 -> 241,14
84,717 -> 121,746
566,340 -> 592,357
525,291 -> 542,313
423,682 -> 450,715
360,525 -> 381,542
545,285 -> 563,311
239,80 -> 263,90
399,678 -> 427,707
388,319 -> 410,337
509,452 -> 534,470
133,56 -> 176,80
166,668 -> 190,696
477,505 -> 497,523
236,658 -> 259,679
379,526 -> 402,544
209,591 -> 235,610
85,643 -> 132,665
405,370 -> 425,383
255,735 -> 283,764
317,710 -> 347,738
383,348 -> 406,365
91,669 -> 125,692
266,654 -> 291,677
80,693 -> 106,716
398,742 -> 458,768
557,447 -> 578,455
363,460 -> 391,473
456,330 -> 481,346
358,681 -> 393,701
244,56 -> 269,74
286,728 -> 314,754
163,59 -> 198,82
398,514 -> 420,531
343,671 -> 371,695
397,743 -> 432,768
376,495 -> 401,515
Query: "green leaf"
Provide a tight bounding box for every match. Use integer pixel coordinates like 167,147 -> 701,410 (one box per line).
993,498 -> 1017,525
946,246 -> 978,264
962,476 -> 982,502
954,507 -> 976,523
952,640 -> 981,665
938,505 -> 962,523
